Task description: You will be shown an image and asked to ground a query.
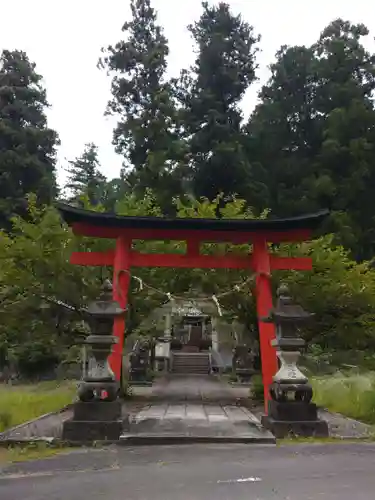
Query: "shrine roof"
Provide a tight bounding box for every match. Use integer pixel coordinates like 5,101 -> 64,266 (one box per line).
57,203 -> 329,240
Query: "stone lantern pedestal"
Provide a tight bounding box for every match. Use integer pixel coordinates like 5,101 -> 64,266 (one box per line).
63,280 -> 126,442
261,284 -> 328,439
129,339 -> 152,384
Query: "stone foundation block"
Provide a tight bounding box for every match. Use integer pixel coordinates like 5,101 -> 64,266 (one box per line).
72,401 -> 122,422
62,420 -> 123,441
268,400 -> 319,422
261,415 -> 329,439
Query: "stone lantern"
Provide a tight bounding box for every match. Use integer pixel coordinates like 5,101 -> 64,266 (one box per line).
62,280 -> 126,442
261,284 -> 328,438
129,338 -> 152,384
232,345 -> 255,383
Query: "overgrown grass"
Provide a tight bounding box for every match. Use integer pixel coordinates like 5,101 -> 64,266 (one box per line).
0,381 -> 76,432
311,372 -> 375,424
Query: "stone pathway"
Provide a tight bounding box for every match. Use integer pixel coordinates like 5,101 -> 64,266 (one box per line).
129,402 -> 261,425
123,402 -> 273,441
123,375 -> 274,442
129,374 -> 250,403
0,406 -> 73,441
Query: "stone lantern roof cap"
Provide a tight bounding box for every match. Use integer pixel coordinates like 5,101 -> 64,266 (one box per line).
262,283 -> 315,324
86,279 -> 126,318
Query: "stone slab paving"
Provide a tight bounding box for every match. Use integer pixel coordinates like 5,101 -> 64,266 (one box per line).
130,374 -> 250,403
130,403 -> 260,424
123,395 -> 273,442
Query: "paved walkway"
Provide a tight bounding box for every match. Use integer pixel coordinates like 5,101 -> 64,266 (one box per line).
131,374 -> 250,402
123,375 -> 273,442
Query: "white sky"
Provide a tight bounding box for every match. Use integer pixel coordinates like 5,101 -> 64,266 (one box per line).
1,0 -> 375,187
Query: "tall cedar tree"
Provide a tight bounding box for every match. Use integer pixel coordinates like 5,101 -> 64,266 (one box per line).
101,0 -> 182,209
246,45 -> 319,215
173,2 -> 261,201
65,143 -> 107,206
312,20 -> 375,260
247,19 -> 375,259
0,50 -> 59,229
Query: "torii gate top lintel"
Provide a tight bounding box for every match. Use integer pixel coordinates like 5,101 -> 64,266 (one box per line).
57,202 -> 329,243
57,203 -> 329,412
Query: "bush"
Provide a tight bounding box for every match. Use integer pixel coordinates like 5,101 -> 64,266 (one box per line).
15,341 -> 61,378
251,374 -> 264,402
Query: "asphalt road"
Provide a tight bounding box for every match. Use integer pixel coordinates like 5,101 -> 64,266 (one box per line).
1,442 -> 375,499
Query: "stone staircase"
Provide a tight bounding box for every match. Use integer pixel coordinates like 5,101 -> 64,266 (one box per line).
171,352 -> 211,374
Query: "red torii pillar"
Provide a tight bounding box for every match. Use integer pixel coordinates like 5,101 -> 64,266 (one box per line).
252,238 -> 278,404
110,237 -> 131,382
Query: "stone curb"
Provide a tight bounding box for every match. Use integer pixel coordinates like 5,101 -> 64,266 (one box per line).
0,436 -> 276,447
128,381 -> 153,387
118,434 -> 276,445
0,404 -> 74,441
229,382 -> 252,387
2,433 -> 375,448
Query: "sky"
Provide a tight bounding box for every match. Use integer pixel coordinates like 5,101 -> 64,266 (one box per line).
1,0 -> 375,187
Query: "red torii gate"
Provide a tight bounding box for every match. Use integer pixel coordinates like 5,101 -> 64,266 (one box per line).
57,203 -> 329,411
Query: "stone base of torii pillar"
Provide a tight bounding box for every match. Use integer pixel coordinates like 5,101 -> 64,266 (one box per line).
63,400 -> 124,442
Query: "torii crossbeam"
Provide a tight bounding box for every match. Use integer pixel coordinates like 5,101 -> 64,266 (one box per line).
57,203 -> 329,412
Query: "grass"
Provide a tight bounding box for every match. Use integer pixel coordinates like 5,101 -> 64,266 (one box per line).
278,436 -> 375,445
0,381 -> 76,432
311,371 -> 375,424
0,443 -> 71,465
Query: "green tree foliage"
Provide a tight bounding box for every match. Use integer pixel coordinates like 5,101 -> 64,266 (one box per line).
2,192 -> 375,374
277,236 -> 375,352
0,50 -> 59,230
64,143 -> 107,206
247,19 -> 375,259
0,196 -> 103,375
173,2 -> 261,200
101,0 -> 182,209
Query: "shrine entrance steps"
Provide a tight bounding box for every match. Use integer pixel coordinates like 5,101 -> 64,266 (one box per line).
171,352 -> 210,374
121,374 -> 275,444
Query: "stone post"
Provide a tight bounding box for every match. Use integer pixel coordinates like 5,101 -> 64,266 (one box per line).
164,312 -> 172,339
261,284 -> 328,438
62,280 -> 126,442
